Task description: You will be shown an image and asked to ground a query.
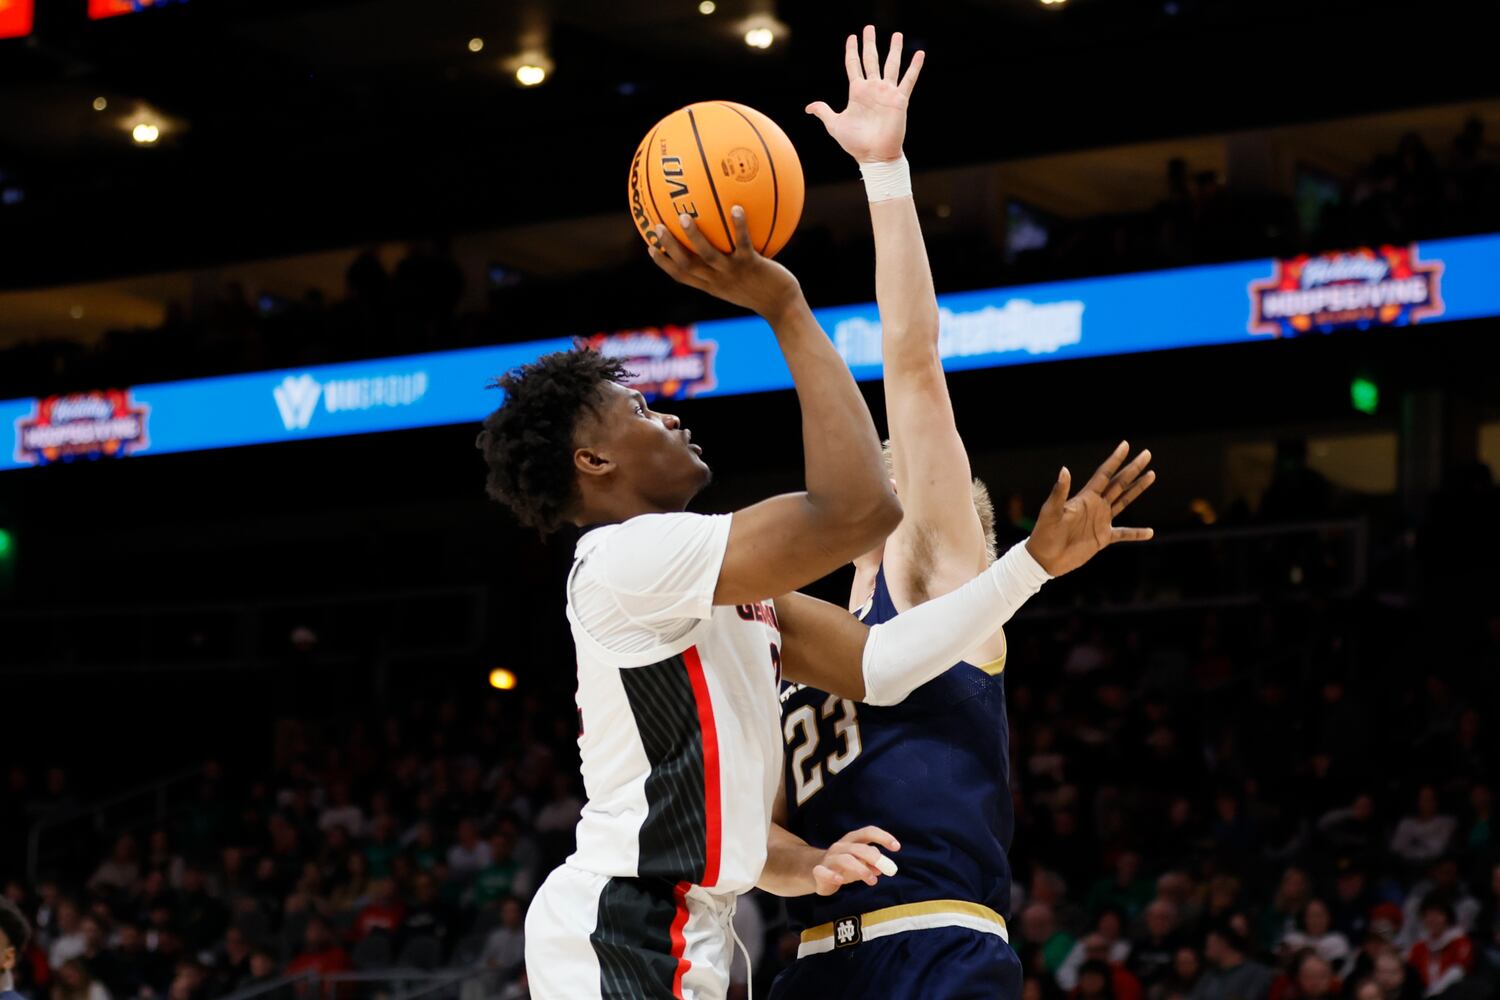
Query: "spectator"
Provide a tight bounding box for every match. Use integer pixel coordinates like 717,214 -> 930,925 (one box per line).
238,948 -> 283,997
1283,900 -> 1353,966
1090,853 -> 1155,920
87,838 -> 140,896
1392,788 -> 1457,869
143,830 -> 185,889
1465,785 -> 1494,857
50,960 -> 108,1000
1022,902 -> 1077,978
1078,959 -> 1120,1000
479,897 -> 525,983
1473,863 -> 1500,956
328,852 -> 369,915
353,879 -> 404,941
1060,911 -> 1133,990
1,897 -> 31,1000
404,822 -> 443,872
1131,900 -> 1185,988
1330,864 -> 1375,943
364,817 -> 402,879
283,919 -> 349,985
1400,859 -> 1479,948
1319,796 -> 1383,861
399,872 -> 455,951
100,922 -> 151,1000
1273,952 -> 1341,1000
1371,950 -> 1423,1000
167,961 -> 207,1000
47,902 -> 85,971
176,866 -> 227,954
318,783 -> 364,837
1190,923 -> 1276,1000
471,834 -> 530,907
1262,869 -> 1315,952
1159,947 -> 1205,1000
1405,896 -> 1473,997
446,821 -> 490,881
73,919 -> 116,998
533,775 -> 582,836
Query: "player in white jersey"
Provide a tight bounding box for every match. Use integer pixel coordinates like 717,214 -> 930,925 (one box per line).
476,203 -> 1155,997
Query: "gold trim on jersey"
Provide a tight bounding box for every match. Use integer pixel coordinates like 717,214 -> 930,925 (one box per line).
975,654 -> 1006,676
799,898 -> 1008,946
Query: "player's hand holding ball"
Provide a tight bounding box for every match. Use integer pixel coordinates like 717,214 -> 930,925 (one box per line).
1026,441 -> 1157,577
649,208 -> 805,325
806,25 -> 924,165
811,825 -> 902,896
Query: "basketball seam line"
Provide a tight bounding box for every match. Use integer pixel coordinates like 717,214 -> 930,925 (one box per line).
717,102 -> 778,256
686,107 -> 735,253
643,122 -> 664,237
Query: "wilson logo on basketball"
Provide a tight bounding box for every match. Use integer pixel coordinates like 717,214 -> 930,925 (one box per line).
720,148 -> 759,182
627,144 -> 662,250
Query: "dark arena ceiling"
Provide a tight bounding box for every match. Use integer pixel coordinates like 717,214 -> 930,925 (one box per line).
0,0 -> 1494,288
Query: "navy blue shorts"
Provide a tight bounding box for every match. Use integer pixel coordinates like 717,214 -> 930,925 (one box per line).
768,926 -> 1023,1000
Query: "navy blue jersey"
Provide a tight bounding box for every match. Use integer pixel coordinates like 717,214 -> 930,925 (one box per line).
770,924 -> 1023,1000
780,565 -> 1015,934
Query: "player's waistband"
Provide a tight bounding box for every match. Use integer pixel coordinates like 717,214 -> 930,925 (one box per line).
797,899 -> 1009,958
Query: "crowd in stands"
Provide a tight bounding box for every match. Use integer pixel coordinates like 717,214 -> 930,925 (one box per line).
3,118 -> 1499,399
3,589 -> 1499,1000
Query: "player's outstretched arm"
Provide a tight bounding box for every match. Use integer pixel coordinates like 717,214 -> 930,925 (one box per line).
651,211 -> 901,604
779,445 -> 1156,704
809,28 -> 987,606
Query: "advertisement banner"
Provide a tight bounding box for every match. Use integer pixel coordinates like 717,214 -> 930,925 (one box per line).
3,231 -> 1496,473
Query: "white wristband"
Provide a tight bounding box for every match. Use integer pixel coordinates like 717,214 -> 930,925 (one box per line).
859,155 -> 912,203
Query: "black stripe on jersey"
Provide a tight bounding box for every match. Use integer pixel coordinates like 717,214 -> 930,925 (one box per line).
618,653 -> 707,883
590,877 -> 680,999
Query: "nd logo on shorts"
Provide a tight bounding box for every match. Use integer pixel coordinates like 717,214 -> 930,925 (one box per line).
834,915 -> 863,949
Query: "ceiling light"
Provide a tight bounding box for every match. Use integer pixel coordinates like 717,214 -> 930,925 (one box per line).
698,1 -> 716,13
131,122 -> 160,144
515,64 -> 547,86
467,37 -> 484,53
92,97 -> 108,112
744,26 -> 774,48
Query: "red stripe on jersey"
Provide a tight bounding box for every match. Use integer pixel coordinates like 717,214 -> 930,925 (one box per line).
669,880 -> 692,997
681,645 -> 722,887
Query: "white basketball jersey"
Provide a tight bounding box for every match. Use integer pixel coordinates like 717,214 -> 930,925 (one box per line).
563,512 -> 784,895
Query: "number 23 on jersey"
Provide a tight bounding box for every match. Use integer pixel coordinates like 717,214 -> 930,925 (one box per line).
784,692 -> 863,805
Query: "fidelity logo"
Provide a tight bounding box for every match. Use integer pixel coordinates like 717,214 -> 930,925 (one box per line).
274,371 -> 430,431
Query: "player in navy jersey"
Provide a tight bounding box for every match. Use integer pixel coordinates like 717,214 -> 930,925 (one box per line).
768,27 -> 1158,1000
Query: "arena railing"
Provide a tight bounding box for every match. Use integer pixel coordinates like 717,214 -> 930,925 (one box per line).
25,763 -> 208,883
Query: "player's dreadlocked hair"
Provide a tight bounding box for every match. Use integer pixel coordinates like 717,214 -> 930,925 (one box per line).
476,347 -> 631,535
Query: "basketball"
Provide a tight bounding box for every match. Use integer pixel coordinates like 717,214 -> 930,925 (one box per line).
628,101 -> 804,259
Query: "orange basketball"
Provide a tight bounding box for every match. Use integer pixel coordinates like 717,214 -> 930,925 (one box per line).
628,101 -> 804,259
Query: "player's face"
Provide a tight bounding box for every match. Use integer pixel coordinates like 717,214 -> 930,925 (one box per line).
594,382 -> 710,506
